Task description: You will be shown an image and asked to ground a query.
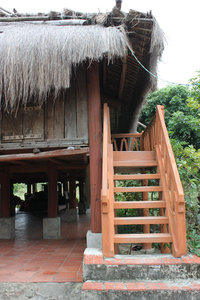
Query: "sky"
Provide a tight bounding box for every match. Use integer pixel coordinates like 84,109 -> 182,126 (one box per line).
1,0 -> 200,88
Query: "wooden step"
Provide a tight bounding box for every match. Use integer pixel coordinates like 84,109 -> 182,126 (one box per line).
114,160 -> 157,167
114,201 -> 166,209
114,216 -> 169,225
114,233 -> 172,244
114,186 -> 163,193
113,151 -> 157,167
114,151 -> 156,161
114,174 -> 160,180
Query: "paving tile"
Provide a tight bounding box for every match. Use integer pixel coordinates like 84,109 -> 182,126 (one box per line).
53,271 -> 77,281
182,255 -> 200,264
147,282 -> 169,290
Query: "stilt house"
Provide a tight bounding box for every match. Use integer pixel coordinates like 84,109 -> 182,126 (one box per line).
0,2 -> 187,257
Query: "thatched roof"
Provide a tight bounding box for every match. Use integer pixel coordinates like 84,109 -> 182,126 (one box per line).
0,7 -> 164,132
0,23 -> 127,110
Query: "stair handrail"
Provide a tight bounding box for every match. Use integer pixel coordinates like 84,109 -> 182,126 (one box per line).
142,105 -> 187,256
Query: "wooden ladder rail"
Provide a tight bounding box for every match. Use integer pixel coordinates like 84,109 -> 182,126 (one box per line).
101,103 -> 115,257
141,105 -> 187,257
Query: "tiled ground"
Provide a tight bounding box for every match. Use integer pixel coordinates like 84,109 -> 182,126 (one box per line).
0,210 -> 90,282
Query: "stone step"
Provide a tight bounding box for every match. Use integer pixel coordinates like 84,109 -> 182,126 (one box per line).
83,249 -> 200,281
82,280 -> 200,300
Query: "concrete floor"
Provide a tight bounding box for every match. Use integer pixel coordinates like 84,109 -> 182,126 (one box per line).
0,210 -> 91,282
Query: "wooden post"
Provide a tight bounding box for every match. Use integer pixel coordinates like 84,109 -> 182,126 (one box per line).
79,179 -> 84,203
33,183 -> 37,193
87,62 -> 102,233
142,178 -> 152,249
27,183 -> 32,197
0,165 -> 10,217
47,162 -> 58,218
69,177 -> 77,209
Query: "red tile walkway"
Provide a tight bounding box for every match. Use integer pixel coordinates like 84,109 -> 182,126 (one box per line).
0,210 -> 90,282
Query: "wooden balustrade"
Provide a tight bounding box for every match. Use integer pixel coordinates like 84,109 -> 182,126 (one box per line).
142,105 -> 187,257
111,133 -> 142,151
101,104 -> 187,258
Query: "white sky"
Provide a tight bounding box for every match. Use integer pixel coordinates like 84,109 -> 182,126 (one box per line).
1,0 -> 200,87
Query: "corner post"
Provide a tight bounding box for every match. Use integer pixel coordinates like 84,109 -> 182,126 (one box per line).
87,62 -> 102,233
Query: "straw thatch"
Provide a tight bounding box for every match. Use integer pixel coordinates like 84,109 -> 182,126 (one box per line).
0,23 -> 128,111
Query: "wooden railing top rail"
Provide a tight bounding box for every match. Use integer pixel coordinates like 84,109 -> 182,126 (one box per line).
156,106 -> 184,197
112,133 -> 142,138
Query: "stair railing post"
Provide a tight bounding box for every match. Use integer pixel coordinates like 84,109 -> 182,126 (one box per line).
101,104 -> 115,257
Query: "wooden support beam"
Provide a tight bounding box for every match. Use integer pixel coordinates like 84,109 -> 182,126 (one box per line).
0,148 -> 89,163
0,165 -> 10,217
142,178 -> 152,250
119,56 -> 127,99
79,179 -> 84,203
33,183 -> 37,194
27,183 -> 32,197
87,62 -> 102,233
69,177 -> 77,209
48,162 -> 58,218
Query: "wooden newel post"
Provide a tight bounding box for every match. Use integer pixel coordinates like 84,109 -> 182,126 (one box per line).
87,62 -> 102,233
69,177 -> 77,209
47,162 -> 58,218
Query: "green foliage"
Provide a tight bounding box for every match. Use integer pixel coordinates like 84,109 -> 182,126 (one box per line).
13,183 -> 26,200
139,73 -> 200,255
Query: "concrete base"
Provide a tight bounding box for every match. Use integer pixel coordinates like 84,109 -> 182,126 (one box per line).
0,217 -> 15,239
43,217 -> 60,239
61,208 -> 79,223
86,230 -> 102,249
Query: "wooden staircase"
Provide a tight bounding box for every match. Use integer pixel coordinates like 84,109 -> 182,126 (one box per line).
101,104 -> 187,258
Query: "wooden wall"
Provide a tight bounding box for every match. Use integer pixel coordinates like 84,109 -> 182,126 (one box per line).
0,66 -> 88,150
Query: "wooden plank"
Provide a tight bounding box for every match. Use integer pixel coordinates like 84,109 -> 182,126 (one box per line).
114,201 -> 166,209
114,186 -> 163,193
23,105 -> 44,140
1,109 -> 23,142
65,79 -> 77,139
114,216 -> 168,225
114,233 -> 172,244
114,174 -> 160,180
46,93 -> 64,140
87,62 -> 102,233
76,66 -> 88,139
114,160 -> 157,167
0,138 -> 88,151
